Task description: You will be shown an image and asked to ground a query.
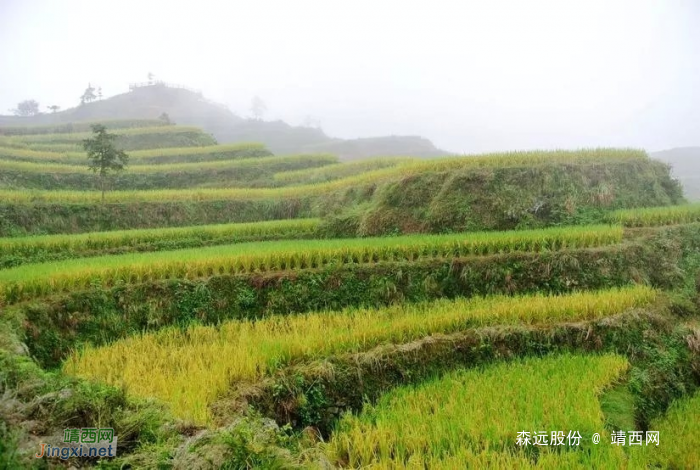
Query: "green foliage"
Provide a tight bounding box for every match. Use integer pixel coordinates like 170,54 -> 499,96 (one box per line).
83,124 -> 129,202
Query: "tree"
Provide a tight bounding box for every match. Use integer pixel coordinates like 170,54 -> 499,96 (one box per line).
147,72 -> 155,85
158,112 -> 172,125
47,105 -> 61,113
11,100 -> 40,116
97,87 -> 103,100
83,124 -> 129,204
250,96 -> 267,120
80,83 -> 97,105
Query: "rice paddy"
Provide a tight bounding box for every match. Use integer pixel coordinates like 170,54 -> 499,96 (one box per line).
63,286 -> 655,423
325,354 -> 630,468
608,203 -> 700,227
0,225 -> 623,303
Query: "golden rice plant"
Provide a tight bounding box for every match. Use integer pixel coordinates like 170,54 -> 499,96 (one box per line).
63,286 -> 655,423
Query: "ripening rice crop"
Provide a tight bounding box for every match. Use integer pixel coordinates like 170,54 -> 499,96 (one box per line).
0,143 -> 272,165
8,125 -> 208,143
607,203 -> 700,227
628,387 -> 700,468
0,119 -> 168,136
0,148 -> 648,203
0,218 -> 320,266
273,157 -> 416,185
326,354 -> 630,469
63,286 -> 654,423
0,225 -> 623,303
0,153 -> 337,174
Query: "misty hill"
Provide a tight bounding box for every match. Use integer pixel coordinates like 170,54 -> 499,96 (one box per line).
0,83 -> 448,160
651,147 -> 700,200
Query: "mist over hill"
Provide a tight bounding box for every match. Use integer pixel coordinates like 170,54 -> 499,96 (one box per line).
0,83 -> 449,160
651,147 -> 700,200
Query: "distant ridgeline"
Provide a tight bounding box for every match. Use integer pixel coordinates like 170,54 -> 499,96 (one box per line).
0,83 -> 449,159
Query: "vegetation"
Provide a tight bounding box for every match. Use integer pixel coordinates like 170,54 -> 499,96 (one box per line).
326,354 -> 630,468
0,225 -> 623,303
608,203 -> 700,227
83,124 -> 129,203
273,156 -> 416,185
0,118 -> 168,136
0,218 -> 321,268
64,287 -> 655,423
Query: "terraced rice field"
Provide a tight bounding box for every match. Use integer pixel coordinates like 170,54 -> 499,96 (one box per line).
1,123 -> 697,468
64,287 -> 655,423
326,354 -> 631,468
0,225 -> 622,302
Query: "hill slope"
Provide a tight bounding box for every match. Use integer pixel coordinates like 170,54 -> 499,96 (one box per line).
0,84 -> 448,159
651,147 -> 700,201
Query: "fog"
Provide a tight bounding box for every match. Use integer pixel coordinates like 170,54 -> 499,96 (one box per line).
1,0 -> 698,153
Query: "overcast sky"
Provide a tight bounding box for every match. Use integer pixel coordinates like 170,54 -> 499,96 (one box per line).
1,0 -> 698,153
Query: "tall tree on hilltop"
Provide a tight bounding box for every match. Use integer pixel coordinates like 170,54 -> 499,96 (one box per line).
97,87 -> 103,100
11,100 -> 40,116
80,84 -> 97,105
250,96 -> 267,120
83,124 -> 129,204
47,105 -> 61,113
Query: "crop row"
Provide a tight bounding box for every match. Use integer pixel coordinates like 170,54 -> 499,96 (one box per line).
273,156 -> 416,185
0,218 -> 321,268
0,149 -> 649,203
0,225 -> 623,303
4,125 -> 208,142
64,286 -> 655,423
327,354 -> 630,468
607,203 -> 700,227
0,118 -> 169,136
0,143 -> 273,165
0,153 -> 338,175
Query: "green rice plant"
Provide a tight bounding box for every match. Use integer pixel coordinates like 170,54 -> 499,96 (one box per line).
10,125 -> 208,143
0,143 -> 273,165
0,119 -> 168,136
607,203 -> 700,227
0,218 -> 321,266
273,157 -> 417,185
0,149 -> 649,203
63,286 -> 654,423
628,387 -> 700,468
326,354 -> 630,468
0,225 -> 623,303
0,153 -> 338,174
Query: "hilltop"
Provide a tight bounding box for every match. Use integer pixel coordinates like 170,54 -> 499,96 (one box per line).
651,146 -> 700,200
0,83 -> 449,159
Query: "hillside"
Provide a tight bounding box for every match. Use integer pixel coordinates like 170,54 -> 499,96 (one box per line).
651,146 -> 700,200
0,83 -> 448,159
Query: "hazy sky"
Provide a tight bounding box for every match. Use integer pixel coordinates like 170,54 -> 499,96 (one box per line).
1,0 -> 698,153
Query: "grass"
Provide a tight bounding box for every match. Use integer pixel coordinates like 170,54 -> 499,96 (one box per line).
0,218 -> 321,264
326,354 -> 630,468
0,153 -> 338,174
0,225 -> 623,303
63,286 -> 654,423
607,203 -> 700,227
3,125 -> 208,143
0,149 -> 649,203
